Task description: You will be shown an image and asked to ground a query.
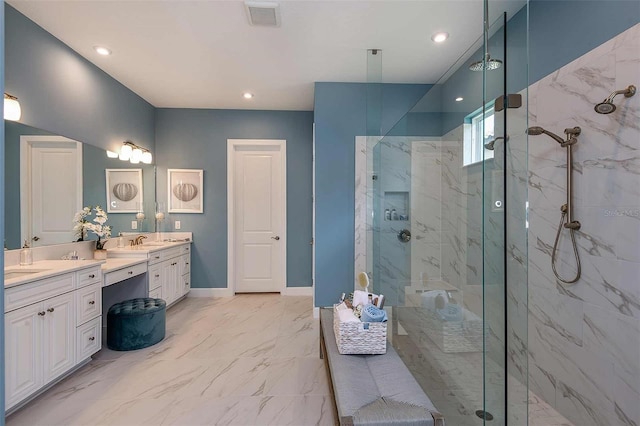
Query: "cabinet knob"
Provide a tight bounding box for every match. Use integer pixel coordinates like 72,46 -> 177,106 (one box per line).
185,282 -> 189,286
89,301 -> 95,305
185,262 -> 189,265
38,311 -> 46,316
47,308 -> 55,313
154,256 -> 160,259
89,337 -> 95,341
128,271 -> 133,275
89,274 -> 95,278
155,274 -> 160,278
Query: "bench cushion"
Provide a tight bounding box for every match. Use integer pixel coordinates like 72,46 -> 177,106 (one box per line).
320,308 -> 441,426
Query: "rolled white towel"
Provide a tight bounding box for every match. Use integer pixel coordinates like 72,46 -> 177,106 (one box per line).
421,290 -> 448,311
338,309 -> 361,323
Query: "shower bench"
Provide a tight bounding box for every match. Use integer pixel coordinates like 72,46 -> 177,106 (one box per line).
319,308 -> 445,426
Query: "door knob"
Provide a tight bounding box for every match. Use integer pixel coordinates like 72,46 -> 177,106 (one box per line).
271,236 -> 280,241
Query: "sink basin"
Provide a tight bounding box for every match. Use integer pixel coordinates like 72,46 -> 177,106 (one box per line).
5,269 -> 50,280
141,242 -> 166,247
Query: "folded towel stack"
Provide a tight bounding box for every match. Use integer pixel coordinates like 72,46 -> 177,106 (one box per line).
360,304 -> 387,323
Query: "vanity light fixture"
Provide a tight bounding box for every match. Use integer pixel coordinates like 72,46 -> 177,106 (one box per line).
94,46 -> 112,56
4,93 -> 21,121
455,97 -> 464,102
431,32 -> 449,43
110,141 -> 153,164
243,92 -> 254,99
119,142 -> 133,161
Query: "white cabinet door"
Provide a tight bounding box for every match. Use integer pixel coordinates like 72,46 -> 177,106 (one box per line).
42,292 -> 76,384
162,260 -> 176,305
5,303 -> 43,410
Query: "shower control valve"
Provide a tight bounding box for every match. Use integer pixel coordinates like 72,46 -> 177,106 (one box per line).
564,127 -> 581,136
564,221 -> 581,230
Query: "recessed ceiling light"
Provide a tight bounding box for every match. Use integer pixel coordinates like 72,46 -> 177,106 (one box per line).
243,92 -> 254,99
431,32 -> 449,43
455,97 -> 464,102
94,46 -> 112,56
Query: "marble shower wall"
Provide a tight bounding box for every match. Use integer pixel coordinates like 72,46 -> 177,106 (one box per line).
527,23 -> 640,426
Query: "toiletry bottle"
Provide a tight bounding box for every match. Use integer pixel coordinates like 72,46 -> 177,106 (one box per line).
391,209 -> 398,220
384,209 -> 391,221
20,241 -> 33,266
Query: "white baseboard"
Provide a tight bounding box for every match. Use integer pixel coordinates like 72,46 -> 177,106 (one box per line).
188,288 -> 234,298
281,286 -> 313,296
313,307 -> 320,319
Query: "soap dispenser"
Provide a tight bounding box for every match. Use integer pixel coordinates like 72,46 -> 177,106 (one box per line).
20,240 -> 33,266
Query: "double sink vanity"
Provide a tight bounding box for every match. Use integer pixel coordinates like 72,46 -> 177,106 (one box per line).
3,235 -> 192,413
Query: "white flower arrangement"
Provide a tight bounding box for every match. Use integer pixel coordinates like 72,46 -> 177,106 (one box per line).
73,206 -> 111,250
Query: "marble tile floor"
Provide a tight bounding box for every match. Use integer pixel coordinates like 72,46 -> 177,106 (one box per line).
6,295 -> 337,426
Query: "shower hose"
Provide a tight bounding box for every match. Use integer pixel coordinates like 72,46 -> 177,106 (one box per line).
551,208 -> 581,284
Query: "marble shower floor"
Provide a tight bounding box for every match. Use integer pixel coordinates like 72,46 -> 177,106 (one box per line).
6,295 -> 336,426
393,312 -> 574,426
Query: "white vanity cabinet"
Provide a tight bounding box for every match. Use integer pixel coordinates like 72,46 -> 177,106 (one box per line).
4,264 -> 103,412
146,244 -> 191,306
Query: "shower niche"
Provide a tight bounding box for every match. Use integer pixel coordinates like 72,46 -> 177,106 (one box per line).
383,191 -> 409,221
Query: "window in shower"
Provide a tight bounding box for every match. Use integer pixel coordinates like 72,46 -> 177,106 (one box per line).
464,106 -> 495,165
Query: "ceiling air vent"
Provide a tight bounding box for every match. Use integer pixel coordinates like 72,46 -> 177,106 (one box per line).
244,1 -> 280,27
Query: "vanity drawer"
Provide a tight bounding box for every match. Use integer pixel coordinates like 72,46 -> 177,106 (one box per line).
149,286 -> 162,300
104,263 -> 147,287
76,317 -> 101,361
77,266 -> 102,288
5,274 -> 75,313
76,282 -> 102,326
180,254 -> 190,276
182,273 -> 191,295
148,248 -> 180,265
148,264 -> 162,291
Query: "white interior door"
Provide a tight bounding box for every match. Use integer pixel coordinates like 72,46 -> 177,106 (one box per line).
21,136 -> 83,247
230,140 -> 286,293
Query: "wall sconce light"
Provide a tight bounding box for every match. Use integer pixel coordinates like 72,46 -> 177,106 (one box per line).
4,93 -> 22,121
109,141 -> 153,164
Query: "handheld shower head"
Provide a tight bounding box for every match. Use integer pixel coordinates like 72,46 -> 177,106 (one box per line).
526,126 -> 565,145
595,85 -> 636,114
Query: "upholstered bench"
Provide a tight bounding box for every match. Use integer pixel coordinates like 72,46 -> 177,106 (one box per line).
107,298 -> 166,351
319,308 -> 444,426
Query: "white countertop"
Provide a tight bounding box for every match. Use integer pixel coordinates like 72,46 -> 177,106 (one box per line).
101,258 -> 148,274
5,259 -> 105,289
106,240 -> 191,255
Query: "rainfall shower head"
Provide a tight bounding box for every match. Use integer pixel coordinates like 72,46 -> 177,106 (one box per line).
594,85 -> 636,114
469,56 -> 503,72
526,126 -> 565,145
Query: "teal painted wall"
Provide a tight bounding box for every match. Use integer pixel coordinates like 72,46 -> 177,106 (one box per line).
5,5 -> 155,153
155,109 -> 314,289
313,82 -> 432,307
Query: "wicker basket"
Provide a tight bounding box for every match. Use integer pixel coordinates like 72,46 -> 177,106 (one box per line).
333,305 -> 387,354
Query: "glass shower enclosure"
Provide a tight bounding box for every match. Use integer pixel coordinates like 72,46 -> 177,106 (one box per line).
357,2 -> 529,425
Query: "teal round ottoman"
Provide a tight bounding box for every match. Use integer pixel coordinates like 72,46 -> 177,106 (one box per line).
107,298 -> 166,351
